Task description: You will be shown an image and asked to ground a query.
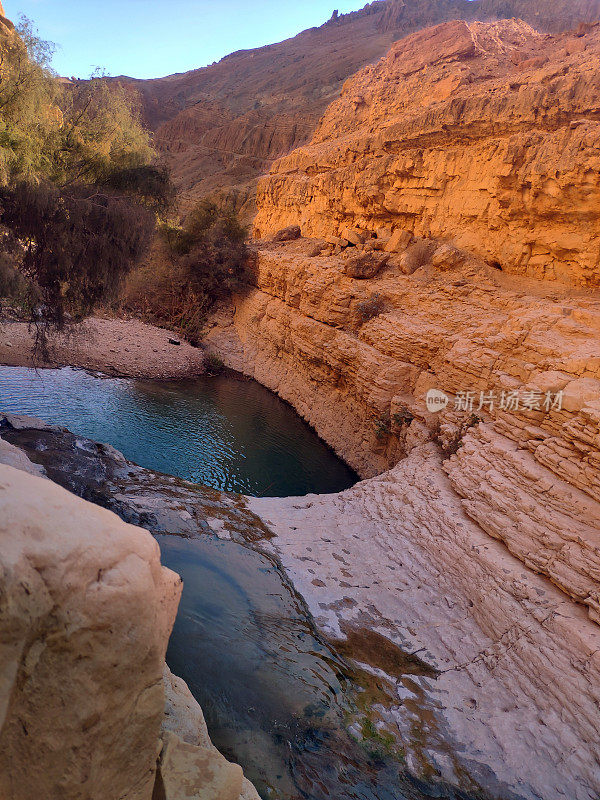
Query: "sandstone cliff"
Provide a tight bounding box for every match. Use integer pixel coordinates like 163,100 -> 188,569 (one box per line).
254,19 -> 600,286
205,235 -> 600,797
128,0 -> 600,217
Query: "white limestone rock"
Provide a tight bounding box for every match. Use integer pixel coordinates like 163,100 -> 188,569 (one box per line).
0,464 -> 182,800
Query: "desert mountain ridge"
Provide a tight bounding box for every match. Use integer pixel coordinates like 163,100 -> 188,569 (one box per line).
120,0 -> 600,217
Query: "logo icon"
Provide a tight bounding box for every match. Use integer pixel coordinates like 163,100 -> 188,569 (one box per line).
426,388 -> 449,413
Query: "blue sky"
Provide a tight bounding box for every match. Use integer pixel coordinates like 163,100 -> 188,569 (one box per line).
7,0 -> 366,79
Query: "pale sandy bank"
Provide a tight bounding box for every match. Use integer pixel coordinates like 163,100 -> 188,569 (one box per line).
0,317 -> 205,379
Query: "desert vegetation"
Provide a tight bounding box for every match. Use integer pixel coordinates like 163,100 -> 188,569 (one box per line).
121,200 -> 250,345
0,18 -> 169,352
0,17 -> 251,352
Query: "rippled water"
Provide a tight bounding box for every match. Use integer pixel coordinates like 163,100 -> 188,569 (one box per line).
0,366 -> 357,496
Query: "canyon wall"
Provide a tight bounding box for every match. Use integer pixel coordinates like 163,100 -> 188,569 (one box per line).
206,236 -> 600,622
205,236 -> 600,797
379,0 -> 600,35
205,17 -> 600,799
254,20 -> 600,286
128,0 -> 600,216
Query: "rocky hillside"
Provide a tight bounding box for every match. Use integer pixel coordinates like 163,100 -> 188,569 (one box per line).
128,0 -> 600,217
255,19 -> 600,286
378,0 -> 600,34
125,4 -> 394,217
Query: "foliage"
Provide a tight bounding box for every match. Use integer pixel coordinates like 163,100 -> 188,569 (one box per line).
121,202 -> 250,346
374,413 -> 392,441
205,353 -> 225,375
0,181 -> 154,353
0,17 -> 170,348
0,16 -> 57,182
0,247 -> 26,301
169,199 -> 247,255
101,164 -> 174,211
52,73 -> 155,188
392,408 -> 414,428
0,18 -> 162,192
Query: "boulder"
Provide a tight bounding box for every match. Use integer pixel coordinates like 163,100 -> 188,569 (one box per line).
0,464 -> 182,800
363,239 -> 386,252
158,732 -> 243,800
340,227 -> 368,246
272,225 -> 301,242
384,229 -> 412,253
431,244 -> 465,270
344,252 -> 390,279
0,437 -> 46,477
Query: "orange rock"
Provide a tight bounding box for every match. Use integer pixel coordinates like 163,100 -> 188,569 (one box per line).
255,20 -> 600,287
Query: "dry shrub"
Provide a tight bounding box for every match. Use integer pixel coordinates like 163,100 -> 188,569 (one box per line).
355,292 -> 385,326
121,201 -> 251,345
433,413 -> 482,457
0,181 -> 154,353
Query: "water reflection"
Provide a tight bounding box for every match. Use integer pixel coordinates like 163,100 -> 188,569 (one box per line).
0,366 -> 357,496
159,535 -> 429,800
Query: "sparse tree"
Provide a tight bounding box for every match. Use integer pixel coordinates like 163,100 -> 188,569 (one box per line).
0,181 -> 154,354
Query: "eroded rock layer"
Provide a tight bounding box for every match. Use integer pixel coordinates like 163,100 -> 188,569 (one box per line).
204,242 -> 600,799
129,1 -> 600,216
205,63 -> 600,789
206,238 -> 600,622
254,20 -> 600,286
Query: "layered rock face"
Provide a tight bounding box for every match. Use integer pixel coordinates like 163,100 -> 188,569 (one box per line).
204,20 -> 600,798
249,446 -> 600,800
254,20 -> 600,286
129,0 -> 600,216
205,237 -> 600,796
206,238 -> 600,621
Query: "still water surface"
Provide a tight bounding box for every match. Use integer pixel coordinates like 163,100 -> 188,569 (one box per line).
160,535 -> 426,800
0,365 -> 357,496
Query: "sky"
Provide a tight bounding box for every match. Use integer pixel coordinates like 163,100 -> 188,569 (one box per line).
7,0 -> 367,79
